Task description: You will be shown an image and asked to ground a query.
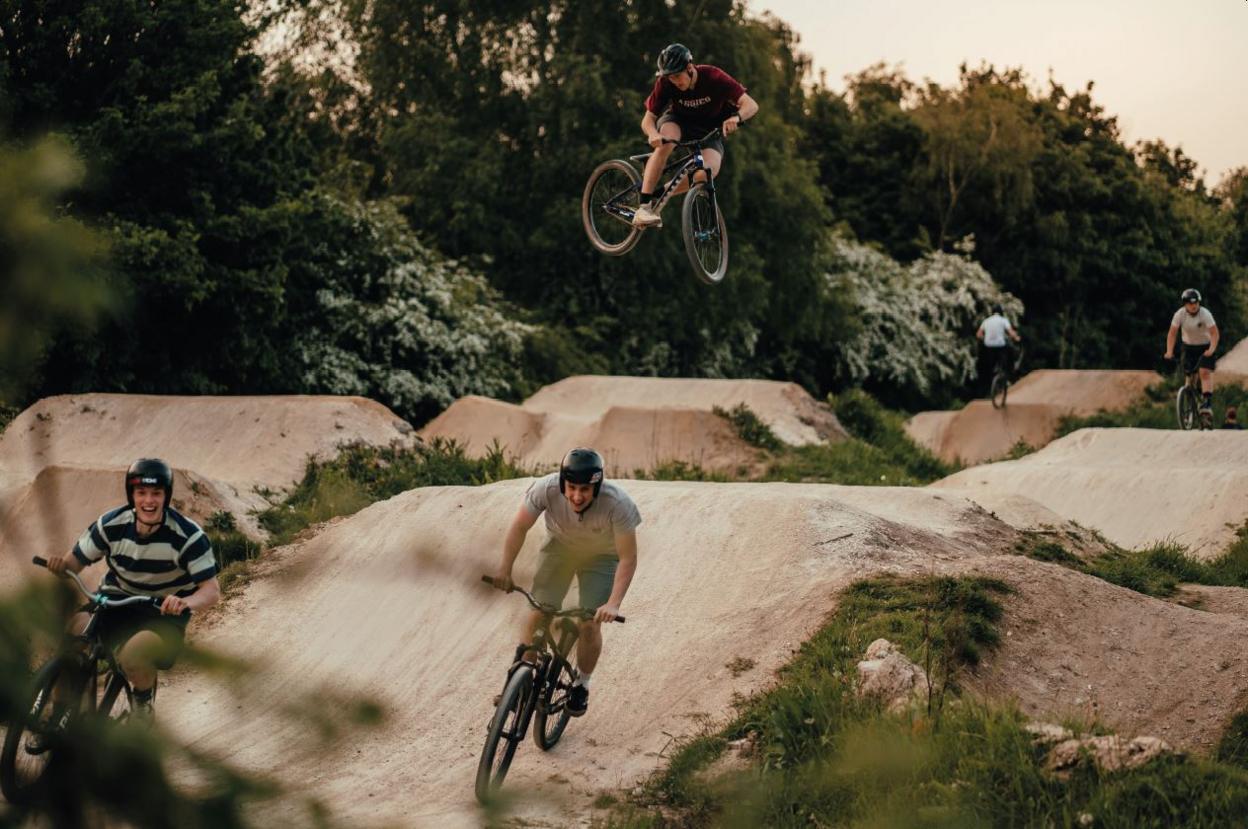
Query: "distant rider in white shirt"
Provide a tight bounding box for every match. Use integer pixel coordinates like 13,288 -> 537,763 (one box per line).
1164,287 -> 1219,413
977,304 -> 1022,388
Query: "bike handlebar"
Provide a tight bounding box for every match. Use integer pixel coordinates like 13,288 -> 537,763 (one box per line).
481,575 -> 625,623
33,556 -> 170,612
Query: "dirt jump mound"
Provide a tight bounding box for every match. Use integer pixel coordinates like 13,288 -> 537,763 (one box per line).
934,427 -> 1248,557
162,478 -> 1248,826
906,369 -> 1160,465
421,376 -> 846,474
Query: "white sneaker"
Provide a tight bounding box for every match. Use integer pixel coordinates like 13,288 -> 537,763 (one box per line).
632,202 -> 662,227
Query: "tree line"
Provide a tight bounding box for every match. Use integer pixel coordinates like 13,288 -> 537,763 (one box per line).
3,0 -> 1245,420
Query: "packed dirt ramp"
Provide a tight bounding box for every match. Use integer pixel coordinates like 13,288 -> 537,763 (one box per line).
420,376 -> 847,474
905,369 -> 1160,464
935,427 -> 1248,557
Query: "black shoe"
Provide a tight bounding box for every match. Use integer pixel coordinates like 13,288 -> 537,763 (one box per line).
567,684 -> 589,717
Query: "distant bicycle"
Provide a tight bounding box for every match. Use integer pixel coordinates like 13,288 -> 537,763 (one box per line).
1,557 -> 176,804
475,576 -> 625,803
582,128 -> 730,285
1173,360 -> 1212,431
990,346 -> 1024,409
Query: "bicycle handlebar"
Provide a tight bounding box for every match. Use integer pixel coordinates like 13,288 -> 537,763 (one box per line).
481,575 -> 625,623
33,556 -> 168,612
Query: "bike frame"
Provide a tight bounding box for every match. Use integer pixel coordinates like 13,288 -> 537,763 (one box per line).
503,614 -> 582,743
600,130 -> 722,227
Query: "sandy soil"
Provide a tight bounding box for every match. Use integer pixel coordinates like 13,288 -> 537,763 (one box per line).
934,427 -> 1248,558
420,376 -> 846,475
905,370 -> 1159,464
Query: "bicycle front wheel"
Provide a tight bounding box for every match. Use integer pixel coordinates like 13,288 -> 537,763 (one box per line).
991,372 -> 1008,409
582,160 -> 643,256
681,184 -> 729,284
1,656 -> 75,804
1176,385 -> 1199,430
475,665 -> 534,803
533,659 -> 576,751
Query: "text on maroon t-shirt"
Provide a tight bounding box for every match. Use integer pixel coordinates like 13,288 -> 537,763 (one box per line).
645,65 -> 746,125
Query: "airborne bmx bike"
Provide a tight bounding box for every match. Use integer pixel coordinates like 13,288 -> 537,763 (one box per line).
581,128 -> 729,285
990,346 -> 1024,409
1,557 -> 175,804
474,576 -> 625,803
1174,364 -> 1212,430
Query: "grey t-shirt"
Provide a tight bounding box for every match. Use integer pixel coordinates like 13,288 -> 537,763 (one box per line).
1172,307 -> 1216,345
523,473 -> 642,557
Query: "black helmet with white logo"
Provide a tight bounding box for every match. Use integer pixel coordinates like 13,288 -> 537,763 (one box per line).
1181,288 -> 1202,304
125,458 -> 173,511
559,448 -> 604,497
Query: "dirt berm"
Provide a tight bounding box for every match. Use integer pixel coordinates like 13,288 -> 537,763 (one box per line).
906,370 -> 1159,465
934,427 -> 1248,558
420,376 -> 846,475
0,394 -> 414,588
161,479 -> 1248,827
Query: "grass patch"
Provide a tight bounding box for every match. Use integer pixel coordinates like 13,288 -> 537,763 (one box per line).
713,403 -> 783,452
604,574 -> 1248,828
257,438 -> 530,545
637,460 -> 731,482
1057,380 -> 1248,436
1015,523 -> 1248,598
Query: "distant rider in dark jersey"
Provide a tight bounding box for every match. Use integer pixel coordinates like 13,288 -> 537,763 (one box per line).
492,448 -> 640,717
632,43 -> 759,228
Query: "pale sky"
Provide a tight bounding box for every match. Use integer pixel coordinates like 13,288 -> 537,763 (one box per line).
749,0 -> 1246,186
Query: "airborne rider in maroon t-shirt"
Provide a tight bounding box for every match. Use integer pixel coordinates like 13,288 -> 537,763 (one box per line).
633,43 -> 759,228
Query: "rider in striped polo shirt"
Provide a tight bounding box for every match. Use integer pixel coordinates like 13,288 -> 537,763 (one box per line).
45,458 -> 221,720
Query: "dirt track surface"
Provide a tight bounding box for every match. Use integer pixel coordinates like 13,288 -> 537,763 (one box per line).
162,479 -> 1013,827
906,370 -> 1159,464
934,427 -> 1248,558
1217,336 -> 1248,382
420,376 -> 846,475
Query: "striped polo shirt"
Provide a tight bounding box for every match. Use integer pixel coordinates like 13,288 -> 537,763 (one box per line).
71,506 -> 218,598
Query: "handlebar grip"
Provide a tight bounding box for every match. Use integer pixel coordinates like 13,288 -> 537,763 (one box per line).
32,556 -> 48,568
615,616 -> 626,624
481,575 -> 495,586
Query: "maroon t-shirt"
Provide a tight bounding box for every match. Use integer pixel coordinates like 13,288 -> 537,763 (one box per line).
645,65 -> 746,127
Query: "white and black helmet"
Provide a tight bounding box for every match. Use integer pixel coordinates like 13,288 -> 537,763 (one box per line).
559,448 -> 604,496
125,457 -> 173,511
1181,288 -> 1202,304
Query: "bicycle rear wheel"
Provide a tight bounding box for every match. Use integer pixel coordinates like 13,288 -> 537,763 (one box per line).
582,160 -> 643,256
681,184 -> 728,284
533,659 -> 576,751
990,372 -> 1009,409
1,656 -> 75,804
1176,385 -> 1199,430
475,665 -> 533,803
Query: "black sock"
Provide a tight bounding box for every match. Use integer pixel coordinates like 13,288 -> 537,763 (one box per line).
640,192 -> 654,204
134,688 -> 154,705
1204,392 -> 1213,403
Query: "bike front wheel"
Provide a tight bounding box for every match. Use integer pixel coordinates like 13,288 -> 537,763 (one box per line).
475,665 -> 534,803
582,160 -> 643,256
1176,385 -> 1199,430
1,656 -> 76,804
991,372 -> 1009,409
681,184 -> 728,284
533,659 -> 576,751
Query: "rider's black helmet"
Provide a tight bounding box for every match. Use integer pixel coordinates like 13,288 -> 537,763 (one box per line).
559,448 -> 605,497
1181,288 -> 1202,304
125,458 -> 173,511
655,43 -> 693,77
992,303 -> 1004,315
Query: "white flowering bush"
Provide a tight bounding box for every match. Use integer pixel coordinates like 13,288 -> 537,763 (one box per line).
294,195 -> 531,423
824,236 -> 1023,397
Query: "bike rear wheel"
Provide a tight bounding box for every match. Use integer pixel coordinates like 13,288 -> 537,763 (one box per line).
533,659 -> 576,751
1176,384 -> 1199,430
991,372 -> 1009,409
475,665 -> 533,803
1,656 -> 75,804
582,160 -> 643,256
681,184 -> 728,284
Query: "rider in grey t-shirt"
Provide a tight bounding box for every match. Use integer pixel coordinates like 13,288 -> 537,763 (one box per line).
1164,287 -> 1220,413
493,448 -> 641,717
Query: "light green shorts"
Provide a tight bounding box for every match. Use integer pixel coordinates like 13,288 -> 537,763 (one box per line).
531,544 -> 618,612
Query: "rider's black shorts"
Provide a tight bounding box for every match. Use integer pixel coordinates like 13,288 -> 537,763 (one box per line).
1181,342 -> 1216,375
657,112 -> 726,156
84,601 -> 189,670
